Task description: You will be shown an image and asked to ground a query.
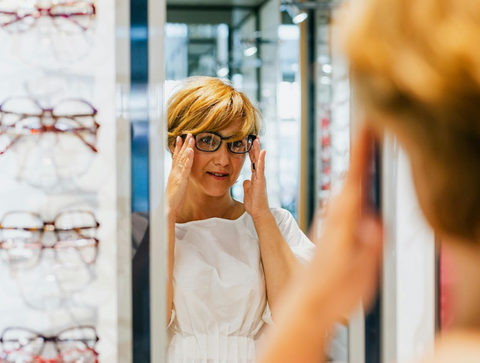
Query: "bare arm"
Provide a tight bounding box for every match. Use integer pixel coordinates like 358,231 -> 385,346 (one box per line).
166,213 -> 176,324
243,138 -> 303,316
166,135 -> 195,325
253,212 -> 300,315
258,127 -> 383,363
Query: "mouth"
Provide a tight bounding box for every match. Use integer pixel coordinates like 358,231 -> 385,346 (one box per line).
207,171 -> 229,180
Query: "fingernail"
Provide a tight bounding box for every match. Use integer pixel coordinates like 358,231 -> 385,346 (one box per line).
187,148 -> 193,155
189,138 -> 194,145
176,136 -> 181,143
252,163 -> 255,170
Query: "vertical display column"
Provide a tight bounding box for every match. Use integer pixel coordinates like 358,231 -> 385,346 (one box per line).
0,0 -> 123,362
315,7 -> 351,363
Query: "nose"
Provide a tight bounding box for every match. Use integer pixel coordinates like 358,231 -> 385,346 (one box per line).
212,143 -> 230,166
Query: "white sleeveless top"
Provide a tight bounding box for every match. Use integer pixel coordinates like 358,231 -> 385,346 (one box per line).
167,208 -> 315,363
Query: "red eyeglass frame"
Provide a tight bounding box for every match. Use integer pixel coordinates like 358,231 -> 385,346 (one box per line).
0,1 -> 96,33
0,97 -> 100,155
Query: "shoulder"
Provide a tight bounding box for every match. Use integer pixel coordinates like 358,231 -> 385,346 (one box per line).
270,207 -> 297,227
269,207 -> 307,242
270,207 -> 293,219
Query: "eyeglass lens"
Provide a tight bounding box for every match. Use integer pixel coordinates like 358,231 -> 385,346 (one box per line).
0,212 -> 99,268
195,133 -> 254,154
1,327 -> 97,362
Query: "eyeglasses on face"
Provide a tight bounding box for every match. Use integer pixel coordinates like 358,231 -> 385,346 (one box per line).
0,326 -> 99,363
0,97 -> 99,155
0,210 -> 100,268
0,1 -> 96,34
189,132 -> 256,154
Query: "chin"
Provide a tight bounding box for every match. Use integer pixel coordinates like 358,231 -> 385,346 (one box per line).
200,182 -> 233,197
204,188 -> 231,197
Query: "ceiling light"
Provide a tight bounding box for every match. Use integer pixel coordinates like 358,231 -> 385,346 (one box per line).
244,46 -> 258,57
292,11 -> 308,24
322,64 -> 332,74
217,67 -> 229,77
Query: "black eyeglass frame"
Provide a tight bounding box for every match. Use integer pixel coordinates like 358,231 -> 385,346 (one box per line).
0,325 -> 99,359
187,132 -> 257,154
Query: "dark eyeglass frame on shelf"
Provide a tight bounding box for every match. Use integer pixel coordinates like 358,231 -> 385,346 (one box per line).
184,132 -> 257,154
0,1 -> 96,33
0,210 -> 100,266
0,97 -> 99,155
0,326 -> 99,363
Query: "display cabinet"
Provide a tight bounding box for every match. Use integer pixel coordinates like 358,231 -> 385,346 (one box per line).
0,0 -> 167,362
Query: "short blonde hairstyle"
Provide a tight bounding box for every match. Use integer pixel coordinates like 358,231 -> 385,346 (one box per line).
167,76 -> 262,151
345,0 -> 480,240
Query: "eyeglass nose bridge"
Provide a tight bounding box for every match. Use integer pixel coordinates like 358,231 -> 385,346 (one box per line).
36,335 -> 62,358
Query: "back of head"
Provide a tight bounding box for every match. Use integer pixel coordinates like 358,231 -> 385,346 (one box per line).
344,0 -> 480,241
167,76 -> 261,150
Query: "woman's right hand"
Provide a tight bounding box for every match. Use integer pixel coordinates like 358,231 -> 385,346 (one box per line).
167,134 -> 195,220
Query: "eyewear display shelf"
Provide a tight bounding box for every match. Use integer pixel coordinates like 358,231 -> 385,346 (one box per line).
0,0 -> 130,362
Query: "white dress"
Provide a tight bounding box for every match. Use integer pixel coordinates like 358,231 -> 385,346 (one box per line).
167,208 -> 315,363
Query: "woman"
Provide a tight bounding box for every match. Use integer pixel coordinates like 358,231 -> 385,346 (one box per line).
258,0 -> 480,362
165,76 -> 315,362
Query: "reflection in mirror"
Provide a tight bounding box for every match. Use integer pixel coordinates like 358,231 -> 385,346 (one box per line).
162,1 -> 319,362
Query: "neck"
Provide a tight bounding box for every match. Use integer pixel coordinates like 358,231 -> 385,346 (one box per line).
178,187 -> 241,223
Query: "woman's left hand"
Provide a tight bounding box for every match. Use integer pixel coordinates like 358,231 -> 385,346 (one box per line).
243,137 -> 271,221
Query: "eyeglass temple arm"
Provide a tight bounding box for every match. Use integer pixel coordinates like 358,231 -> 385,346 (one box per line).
71,130 -> 97,152
0,135 -> 22,155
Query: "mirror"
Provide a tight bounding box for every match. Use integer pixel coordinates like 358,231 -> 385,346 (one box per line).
160,1 -> 353,362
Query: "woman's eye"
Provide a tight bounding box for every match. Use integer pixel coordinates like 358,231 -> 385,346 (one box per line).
230,140 -> 247,151
200,137 -> 213,144
231,141 -> 243,148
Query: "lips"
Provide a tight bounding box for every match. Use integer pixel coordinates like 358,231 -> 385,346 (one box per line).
207,171 -> 229,180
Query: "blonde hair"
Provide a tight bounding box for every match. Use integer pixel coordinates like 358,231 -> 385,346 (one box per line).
345,0 -> 480,240
167,76 -> 262,151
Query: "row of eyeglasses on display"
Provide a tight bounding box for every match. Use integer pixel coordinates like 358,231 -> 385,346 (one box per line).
0,1 -> 95,34
0,326 -> 98,363
0,211 -> 101,362
0,1 -> 101,362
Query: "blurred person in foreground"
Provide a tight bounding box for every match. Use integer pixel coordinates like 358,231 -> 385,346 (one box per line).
258,0 -> 480,362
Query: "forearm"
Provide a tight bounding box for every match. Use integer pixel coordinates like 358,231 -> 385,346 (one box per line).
253,212 -> 301,314
166,214 -> 175,325
258,281 -> 330,363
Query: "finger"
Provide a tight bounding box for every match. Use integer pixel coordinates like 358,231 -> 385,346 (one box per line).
184,147 -> 194,171
176,135 -> 192,162
176,134 -> 191,161
254,138 -> 261,163
345,126 -> 372,191
243,179 -> 251,192
256,149 -> 266,176
248,146 -> 254,163
178,138 -> 195,171
349,221 -> 382,308
173,136 -> 183,160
